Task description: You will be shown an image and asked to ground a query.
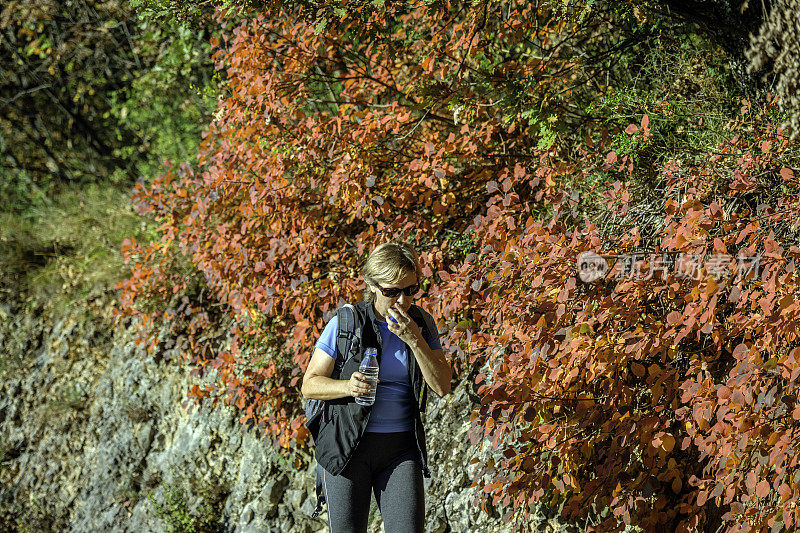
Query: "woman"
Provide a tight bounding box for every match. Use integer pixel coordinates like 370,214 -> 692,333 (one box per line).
301,241 -> 451,533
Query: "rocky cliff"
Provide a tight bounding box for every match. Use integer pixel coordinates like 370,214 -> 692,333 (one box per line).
0,286 -> 569,532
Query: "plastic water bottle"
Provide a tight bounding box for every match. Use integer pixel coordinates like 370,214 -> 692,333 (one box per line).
355,348 -> 379,406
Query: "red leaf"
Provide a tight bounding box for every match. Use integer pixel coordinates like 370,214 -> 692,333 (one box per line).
625,124 -> 638,135
746,471 -> 757,494
779,483 -> 792,502
732,343 -> 749,359
780,167 -> 795,181
756,479 -> 770,498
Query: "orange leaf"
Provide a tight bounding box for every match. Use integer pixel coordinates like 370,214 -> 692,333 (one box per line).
756,479 -> 770,498
746,471 -> 757,493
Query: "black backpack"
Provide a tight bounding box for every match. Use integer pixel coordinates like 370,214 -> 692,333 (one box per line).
304,303 -> 361,519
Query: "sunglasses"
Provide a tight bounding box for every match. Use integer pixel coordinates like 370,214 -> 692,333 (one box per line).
371,280 -> 420,298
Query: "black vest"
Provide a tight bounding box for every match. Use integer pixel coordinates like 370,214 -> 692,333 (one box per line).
313,300 -> 432,478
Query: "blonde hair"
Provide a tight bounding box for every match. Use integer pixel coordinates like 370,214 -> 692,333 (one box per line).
361,242 -> 422,302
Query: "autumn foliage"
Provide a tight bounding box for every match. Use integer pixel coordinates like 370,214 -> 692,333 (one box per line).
114,1 -> 800,531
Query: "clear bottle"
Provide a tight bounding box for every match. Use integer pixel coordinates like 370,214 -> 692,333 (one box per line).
355,348 -> 379,406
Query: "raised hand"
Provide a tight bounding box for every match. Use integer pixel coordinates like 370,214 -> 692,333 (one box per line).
386,303 -> 422,346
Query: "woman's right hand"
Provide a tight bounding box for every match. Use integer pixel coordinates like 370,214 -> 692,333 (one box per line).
346,372 -> 378,398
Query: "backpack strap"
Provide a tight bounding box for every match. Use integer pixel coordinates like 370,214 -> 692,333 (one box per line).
311,466 -> 325,518
419,380 -> 428,414
333,303 -> 358,379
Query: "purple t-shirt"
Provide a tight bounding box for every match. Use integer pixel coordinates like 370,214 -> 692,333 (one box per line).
314,310 -> 442,433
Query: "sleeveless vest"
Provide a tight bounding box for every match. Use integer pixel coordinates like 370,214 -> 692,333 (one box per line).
313,300 -> 433,478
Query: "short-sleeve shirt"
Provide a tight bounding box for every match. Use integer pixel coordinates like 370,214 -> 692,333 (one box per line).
315,311 -> 442,433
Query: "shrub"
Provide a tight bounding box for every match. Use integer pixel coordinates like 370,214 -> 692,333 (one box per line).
117,1 -> 800,531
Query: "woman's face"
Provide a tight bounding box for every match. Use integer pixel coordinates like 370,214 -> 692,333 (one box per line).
368,269 -> 418,322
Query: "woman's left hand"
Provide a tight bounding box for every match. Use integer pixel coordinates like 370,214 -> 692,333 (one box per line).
386,303 -> 422,346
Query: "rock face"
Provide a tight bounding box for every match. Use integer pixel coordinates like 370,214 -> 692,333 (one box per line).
0,288 -> 570,532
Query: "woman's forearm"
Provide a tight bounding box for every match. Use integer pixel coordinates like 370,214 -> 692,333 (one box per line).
408,338 -> 451,397
302,375 -> 352,400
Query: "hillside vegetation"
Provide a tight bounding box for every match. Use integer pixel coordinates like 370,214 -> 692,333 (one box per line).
4,1 -> 800,532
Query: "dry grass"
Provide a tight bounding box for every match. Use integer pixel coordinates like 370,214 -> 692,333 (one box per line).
0,181 -> 158,314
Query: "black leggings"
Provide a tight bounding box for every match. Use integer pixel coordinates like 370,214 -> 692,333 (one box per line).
322,430 -> 425,533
